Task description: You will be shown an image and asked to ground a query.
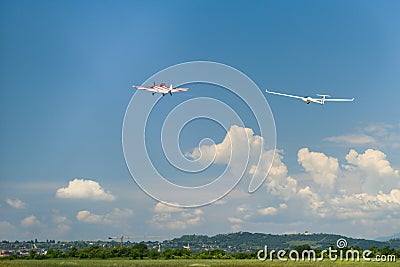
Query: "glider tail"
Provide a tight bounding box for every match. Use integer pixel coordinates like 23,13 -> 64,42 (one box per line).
316,94 -> 330,105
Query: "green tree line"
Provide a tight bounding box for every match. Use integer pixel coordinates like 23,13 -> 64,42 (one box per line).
1,243 -> 400,261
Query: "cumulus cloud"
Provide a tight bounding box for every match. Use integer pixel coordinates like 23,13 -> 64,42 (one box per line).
186,125 -> 268,186
50,215 -> 71,235
53,216 -> 67,224
377,189 -> 400,204
343,149 -> 400,194
186,125 -> 263,165
290,147 -> 400,221
231,224 -> 242,232
297,186 -> 326,217
237,206 -> 247,212
324,134 -> 375,145
76,208 -> 134,224
77,210 -> 103,224
150,202 -> 203,230
56,223 -> 71,234
154,202 -> 183,213
188,125 -> 297,200
6,198 -> 27,209
279,203 -> 288,209
228,217 -> 243,223
328,190 -> 400,220
182,124 -> 400,236
345,149 -> 399,176
262,151 -> 298,200
257,206 -> 277,216
21,215 -> 40,228
298,148 -> 339,188
56,178 -> 115,201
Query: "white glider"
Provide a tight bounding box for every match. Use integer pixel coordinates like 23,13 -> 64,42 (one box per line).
133,82 -> 189,96
266,89 -> 354,105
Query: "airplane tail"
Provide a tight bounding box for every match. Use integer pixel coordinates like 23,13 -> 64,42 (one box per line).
316,94 -> 330,105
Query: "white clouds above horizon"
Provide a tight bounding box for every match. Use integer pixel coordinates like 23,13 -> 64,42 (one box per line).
150,202 -> 203,230
219,138 -> 400,234
325,122 -> 400,148
3,124 -> 399,241
324,134 -> 375,145
257,206 -> 278,216
185,125 -> 400,236
56,178 -> 115,201
6,198 -> 27,209
76,208 -> 134,225
298,148 -> 339,188
186,125 -> 264,166
345,149 -> 399,176
21,215 -> 40,228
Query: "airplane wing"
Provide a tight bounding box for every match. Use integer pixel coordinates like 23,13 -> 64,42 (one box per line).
323,98 -> 354,102
170,87 -> 189,93
265,89 -> 305,100
133,86 -> 158,92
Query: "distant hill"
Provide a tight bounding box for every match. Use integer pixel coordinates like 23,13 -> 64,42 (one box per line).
161,232 -> 400,253
376,233 -> 400,241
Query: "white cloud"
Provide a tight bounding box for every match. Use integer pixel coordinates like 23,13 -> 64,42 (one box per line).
279,203 -> 288,209
150,203 -> 203,230
56,178 -> 115,201
185,127 -> 399,235
231,224 -> 242,232
6,198 -> 27,209
326,122 -> 400,149
237,206 -> 246,212
248,150 -> 297,200
185,125 -> 268,185
56,223 -> 71,234
297,148 -> 339,188
257,206 -> 277,216
53,216 -> 67,224
77,210 -> 104,224
76,208 -> 134,225
377,189 -> 400,204
21,215 -> 40,228
228,217 -> 243,223
345,149 -> 399,176
364,122 -> 394,137
186,125 -> 298,199
297,186 -> 326,216
343,149 -> 400,194
154,202 -> 183,213
285,147 -> 400,221
186,125 -> 263,165
328,190 -> 400,220
324,134 -> 375,145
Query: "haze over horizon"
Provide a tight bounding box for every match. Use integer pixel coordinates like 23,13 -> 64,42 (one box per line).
1,1 -> 400,242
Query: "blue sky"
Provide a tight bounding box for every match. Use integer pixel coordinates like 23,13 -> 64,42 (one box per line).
1,0 -> 400,241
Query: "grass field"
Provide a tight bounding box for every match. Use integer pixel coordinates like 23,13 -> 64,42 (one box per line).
0,259 -> 398,267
